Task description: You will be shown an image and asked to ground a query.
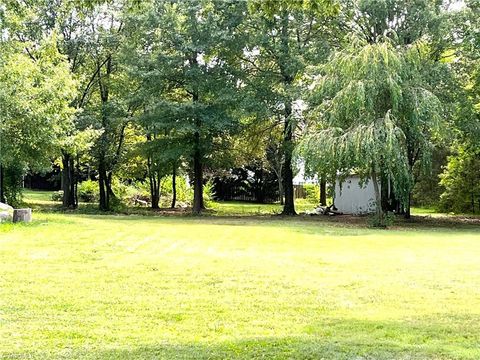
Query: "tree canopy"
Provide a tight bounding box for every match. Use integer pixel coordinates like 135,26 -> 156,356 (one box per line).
0,0 -> 477,221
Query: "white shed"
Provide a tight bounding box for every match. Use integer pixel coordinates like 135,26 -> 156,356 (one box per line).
334,175 -> 378,215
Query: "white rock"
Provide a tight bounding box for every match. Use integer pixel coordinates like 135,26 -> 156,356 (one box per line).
0,202 -> 14,223
0,202 -> 13,212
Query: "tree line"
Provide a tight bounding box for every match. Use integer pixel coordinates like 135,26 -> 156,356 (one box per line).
0,0 -> 478,222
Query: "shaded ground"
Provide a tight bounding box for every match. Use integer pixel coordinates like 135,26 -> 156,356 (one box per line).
21,190 -> 480,230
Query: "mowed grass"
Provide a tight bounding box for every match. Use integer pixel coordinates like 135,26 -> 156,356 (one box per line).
1,208 -> 480,360
20,189 -> 437,216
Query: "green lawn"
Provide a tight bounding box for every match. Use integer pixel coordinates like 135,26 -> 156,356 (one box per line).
19,189 -> 439,216
1,191 -> 480,359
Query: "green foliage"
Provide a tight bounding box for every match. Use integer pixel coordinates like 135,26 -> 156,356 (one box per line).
123,0 -> 249,212
242,0 -> 341,214
367,211 -> 395,228
0,0 -> 477,217
51,191 -> 64,202
299,38 -> 447,221
160,176 -> 191,205
202,180 -> 216,208
1,164 -> 25,207
439,145 -> 480,213
411,147 -> 448,207
353,0 -> 444,46
0,36 -> 76,171
78,180 -> 99,203
304,184 -> 320,203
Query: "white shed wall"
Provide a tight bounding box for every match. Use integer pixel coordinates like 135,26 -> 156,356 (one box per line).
334,176 -> 378,215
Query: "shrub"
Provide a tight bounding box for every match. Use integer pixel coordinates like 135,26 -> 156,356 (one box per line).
2,164 -> 25,207
159,177 -> 214,208
368,212 -> 395,228
114,180 -> 150,206
51,190 -> 63,202
203,180 -> 215,207
160,176 -> 193,207
78,180 -> 99,203
304,184 -> 320,204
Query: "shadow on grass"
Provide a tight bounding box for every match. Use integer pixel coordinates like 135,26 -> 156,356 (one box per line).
0,334 -> 473,360
20,193 -> 480,234
2,316 -> 479,359
88,339 -> 433,360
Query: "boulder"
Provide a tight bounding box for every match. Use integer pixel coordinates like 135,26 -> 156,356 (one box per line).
0,202 -> 14,223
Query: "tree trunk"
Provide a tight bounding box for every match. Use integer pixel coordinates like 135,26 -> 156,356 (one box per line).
282,101 -> 296,215
106,172 -> 114,199
97,55 -> 113,212
192,142 -> 204,214
61,152 -> 76,208
70,157 -> 76,208
191,69 -> 204,214
255,167 -> 265,203
149,170 -> 160,210
320,177 -> 327,206
371,170 -> 385,227
0,164 -> 5,203
405,148 -> 418,219
98,160 -> 108,211
279,11 -> 295,216
278,178 -> 284,205
171,164 -> 177,209
151,182 -> 160,209
75,154 -> 80,206
404,193 -> 411,219
380,173 -> 389,212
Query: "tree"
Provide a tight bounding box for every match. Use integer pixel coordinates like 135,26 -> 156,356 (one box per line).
299,38 -> 445,225
0,0 -> 116,209
0,36 -> 76,205
438,0 -> 480,212
241,0 -> 339,215
351,0 -> 445,47
124,0 -> 247,213
439,144 -> 480,213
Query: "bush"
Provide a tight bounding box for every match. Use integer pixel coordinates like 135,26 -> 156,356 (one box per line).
304,184 -> 320,204
78,180 -> 99,203
439,146 -> 480,213
75,176 -> 215,209
203,180 -> 215,207
368,212 -> 395,228
115,180 -> 150,206
159,177 -> 214,208
2,164 -> 25,207
51,190 -> 63,202
161,176 -> 191,205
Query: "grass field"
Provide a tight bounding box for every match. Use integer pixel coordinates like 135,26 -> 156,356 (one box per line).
1,191 -> 480,359
20,189 -> 440,217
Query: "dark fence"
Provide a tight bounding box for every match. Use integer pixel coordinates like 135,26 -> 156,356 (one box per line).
214,183 -> 310,203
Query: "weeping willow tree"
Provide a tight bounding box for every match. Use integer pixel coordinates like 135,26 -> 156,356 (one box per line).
298,38 -> 444,224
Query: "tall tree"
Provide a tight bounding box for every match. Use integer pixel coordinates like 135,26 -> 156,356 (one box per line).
0,0 -> 112,208
299,39 -> 445,224
438,0 -> 480,212
79,2 -> 142,211
242,0 -> 339,214
0,36 -> 76,204
124,0 -> 247,213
